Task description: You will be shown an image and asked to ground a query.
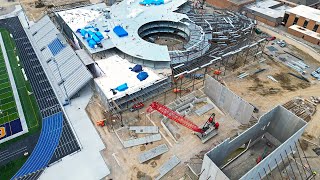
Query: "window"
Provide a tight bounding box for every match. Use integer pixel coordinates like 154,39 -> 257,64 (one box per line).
282,13 -> 289,25
293,17 -> 299,25
313,24 -> 319,32
303,20 -> 308,28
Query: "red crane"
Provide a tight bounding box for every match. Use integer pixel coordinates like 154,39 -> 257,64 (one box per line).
147,102 -> 205,133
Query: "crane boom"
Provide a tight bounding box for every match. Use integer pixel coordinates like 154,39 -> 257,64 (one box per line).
147,102 -> 205,133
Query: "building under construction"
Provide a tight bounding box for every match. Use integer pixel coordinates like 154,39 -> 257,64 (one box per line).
1,0 -> 319,179
199,105 -> 310,180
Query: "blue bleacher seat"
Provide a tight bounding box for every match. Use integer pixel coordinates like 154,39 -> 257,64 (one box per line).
48,38 -> 65,56
11,112 -> 64,180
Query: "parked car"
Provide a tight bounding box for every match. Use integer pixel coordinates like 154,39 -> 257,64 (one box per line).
267,36 -> 276,41
254,28 -> 262,34
276,40 -> 286,47
311,71 -> 320,80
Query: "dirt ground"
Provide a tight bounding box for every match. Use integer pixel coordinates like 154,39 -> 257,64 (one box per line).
223,40 -> 320,140
86,43 -> 320,179
1,0 -> 89,21
86,89 -> 244,180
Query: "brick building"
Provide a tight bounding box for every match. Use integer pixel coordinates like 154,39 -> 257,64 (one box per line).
206,0 -> 255,10
245,0 -> 291,27
283,5 -> 320,45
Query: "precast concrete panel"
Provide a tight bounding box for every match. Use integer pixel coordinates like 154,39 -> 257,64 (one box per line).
241,103 -> 255,125
229,95 -> 242,120
267,106 -> 307,142
218,86 -> 228,107
199,155 -> 229,180
221,90 -> 233,115
200,106 -> 307,180
241,123 -> 306,179
205,75 -> 254,124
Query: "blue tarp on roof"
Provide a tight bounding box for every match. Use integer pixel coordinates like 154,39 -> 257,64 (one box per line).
95,31 -> 104,40
115,83 -> 128,91
131,64 -> 143,73
92,35 -> 101,43
84,25 -> 94,29
79,29 -> 88,38
139,0 -> 164,5
137,72 -> 149,81
88,39 -> 97,48
113,26 -> 128,37
87,30 -> 95,36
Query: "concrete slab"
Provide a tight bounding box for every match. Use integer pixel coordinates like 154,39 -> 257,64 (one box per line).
123,134 -> 162,148
195,103 -> 214,116
155,155 -> 181,180
129,126 -> 159,134
138,144 -> 169,163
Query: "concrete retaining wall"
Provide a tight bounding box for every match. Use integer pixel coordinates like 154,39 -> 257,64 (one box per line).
199,106 -> 307,180
204,75 -> 254,124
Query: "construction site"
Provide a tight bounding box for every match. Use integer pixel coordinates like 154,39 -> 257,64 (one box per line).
83,1 -> 320,178
1,0 -> 320,180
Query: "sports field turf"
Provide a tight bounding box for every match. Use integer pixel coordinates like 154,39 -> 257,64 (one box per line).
0,28 -> 43,180
0,29 -> 42,138
0,41 -> 19,125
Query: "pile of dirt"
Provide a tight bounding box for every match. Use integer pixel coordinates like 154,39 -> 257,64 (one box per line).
149,160 -> 157,168
300,139 -> 308,151
273,73 -> 311,91
273,73 -> 296,91
137,171 -> 152,180
140,145 -> 146,151
248,75 -> 280,96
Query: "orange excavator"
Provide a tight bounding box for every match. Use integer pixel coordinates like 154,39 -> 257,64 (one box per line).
96,119 -> 106,127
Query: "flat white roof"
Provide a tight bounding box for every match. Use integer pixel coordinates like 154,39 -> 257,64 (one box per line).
285,5 -> 320,23
289,25 -> 320,40
57,0 -> 188,62
246,0 -> 291,19
94,55 -> 164,100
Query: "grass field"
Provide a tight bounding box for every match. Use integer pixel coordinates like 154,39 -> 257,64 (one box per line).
0,28 -> 43,179
0,155 -> 28,180
0,42 -> 19,125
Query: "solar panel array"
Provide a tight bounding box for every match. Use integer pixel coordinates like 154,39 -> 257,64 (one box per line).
0,17 -> 80,180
